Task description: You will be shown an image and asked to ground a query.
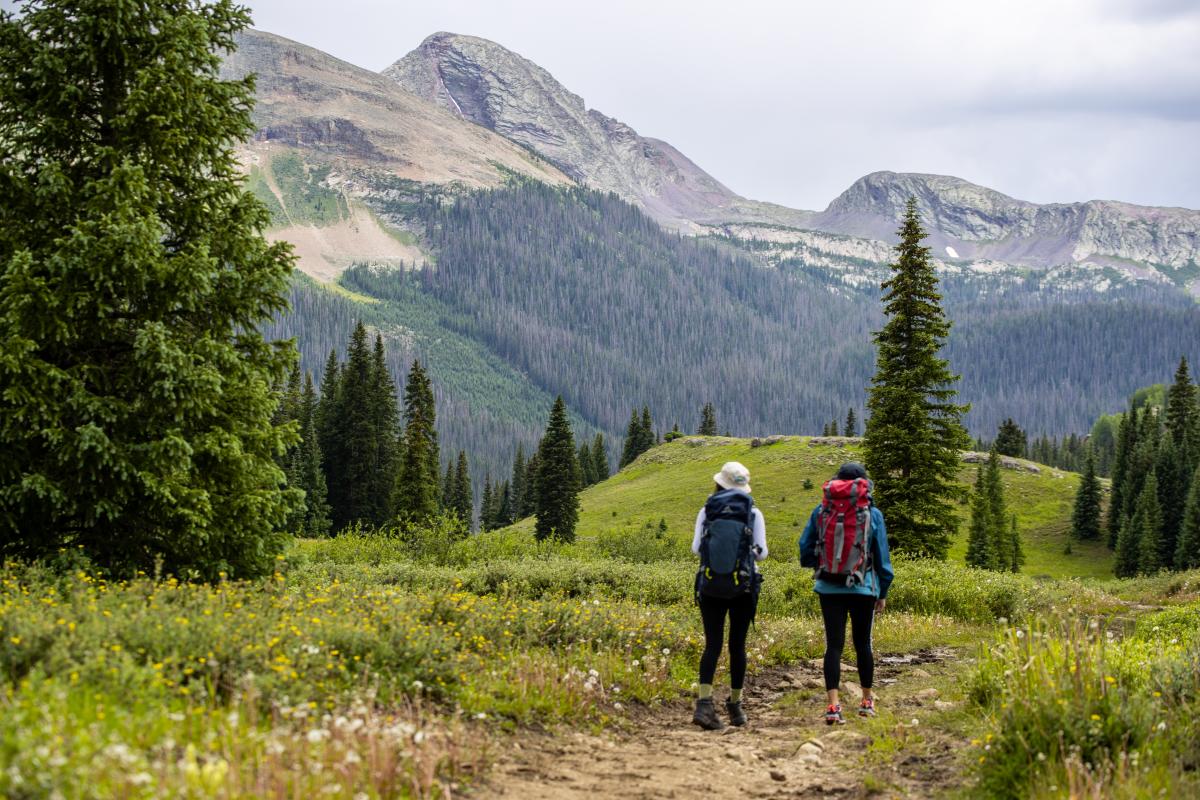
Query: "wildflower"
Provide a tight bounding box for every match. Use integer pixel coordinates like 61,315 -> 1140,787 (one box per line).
1156,722 -> 1167,732
1090,714 -> 1101,721
662,648 -> 670,656
1104,676 -> 1116,684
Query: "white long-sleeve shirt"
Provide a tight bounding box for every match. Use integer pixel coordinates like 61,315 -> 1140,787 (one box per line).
692,502 -> 768,561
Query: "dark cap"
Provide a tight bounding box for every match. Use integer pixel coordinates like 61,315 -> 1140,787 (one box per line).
836,462 -> 867,480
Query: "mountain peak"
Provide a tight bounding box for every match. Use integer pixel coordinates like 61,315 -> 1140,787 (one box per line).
383,32 -> 810,229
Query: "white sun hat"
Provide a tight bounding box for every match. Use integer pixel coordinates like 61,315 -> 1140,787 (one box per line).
713,461 -> 752,493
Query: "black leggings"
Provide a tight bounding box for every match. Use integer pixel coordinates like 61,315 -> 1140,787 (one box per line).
698,593 -> 754,689
819,593 -> 876,692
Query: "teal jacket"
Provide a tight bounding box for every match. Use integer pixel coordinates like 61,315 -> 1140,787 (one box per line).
798,505 -> 894,599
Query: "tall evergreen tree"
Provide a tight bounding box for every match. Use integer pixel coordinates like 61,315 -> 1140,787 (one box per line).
698,403 -> 718,436
1153,435 -> 1186,569
984,449 -> 1011,570
830,418 -> 840,436
392,360 -> 439,525
441,461 -> 455,514
1134,472 -> 1164,575
965,465 -> 994,569
522,451 -> 541,518
619,409 -> 641,468
450,450 -> 472,528
994,418 -> 1027,458
535,397 -> 580,543
1009,515 -> 1024,573
1106,407 -> 1136,546
863,198 -> 971,559
0,0 -> 298,577
638,406 -> 656,455
367,334 -> 400,524
1113,514 -> 1141,579
509,444 -> 527,521
1176,467 -> 1200,570
591,434 -> 609,483
297,372 -> 331,537
578,441 -> 595,487
844,408 -> 858,438
1165,357 -> 1197,447
329,322 -> 377,528
480,475 -> 494,532
1071,450 -> 1103,541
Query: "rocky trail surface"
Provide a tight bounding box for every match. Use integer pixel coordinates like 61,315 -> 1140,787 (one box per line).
478,648 -> 969,799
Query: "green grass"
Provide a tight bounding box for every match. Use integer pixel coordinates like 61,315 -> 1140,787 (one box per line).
499,437 -> 1112,579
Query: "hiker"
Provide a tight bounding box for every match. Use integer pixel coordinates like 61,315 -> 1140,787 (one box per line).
799,462 -> 894,725
691,461 -> 767,730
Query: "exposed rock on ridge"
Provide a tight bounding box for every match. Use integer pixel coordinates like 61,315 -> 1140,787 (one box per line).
384,32 -> 812,231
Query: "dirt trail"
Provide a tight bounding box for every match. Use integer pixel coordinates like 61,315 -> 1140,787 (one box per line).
478,649 -> 967,799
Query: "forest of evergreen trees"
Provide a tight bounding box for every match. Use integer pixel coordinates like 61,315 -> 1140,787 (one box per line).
268,183 -> 1200,493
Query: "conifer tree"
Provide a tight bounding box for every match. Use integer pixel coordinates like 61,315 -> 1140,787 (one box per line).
830,418 -> 840,436
510,445 -> 527,520
985,449 -> 1011,570
0,0 -> 298,577
1153,435 -> 1185,568
698,403 -> 718,436
297,372 -> 331,537
844,408 -> 858,438
480,476 -> 494,531
535,397 -> 580,542
392,360 -> 439,525
578,442 -> 595,486
965,465 -> 994,569
863,199 -> 971,559
591,434 -> 609,483
1175,467 -> 1200,570
450,450 -> 472,528
1165,357 -> 1197,447
441,462 -> 455,514
638,406 -> 655,455
330,323 -> 379,528
1009,515 -> 1024,573
496,480 -> 513,528
994,419 -> 1027,458
522,451 -> 540,518
1113,514 -> 1141,579
1134,472 -> 1164,575
620,409 -> 641,468
367,334 -> 400,524
1107,407 -> 1136,546
1071,450 -> 1103,541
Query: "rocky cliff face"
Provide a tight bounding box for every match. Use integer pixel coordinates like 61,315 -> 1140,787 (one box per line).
813,172 -> 1200,278
384,32 -> 811,231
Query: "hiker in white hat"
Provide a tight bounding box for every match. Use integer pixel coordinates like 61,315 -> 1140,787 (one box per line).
690,461 -> 768,730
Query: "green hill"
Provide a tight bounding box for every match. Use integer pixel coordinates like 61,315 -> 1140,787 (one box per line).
506,437 -> 1113,579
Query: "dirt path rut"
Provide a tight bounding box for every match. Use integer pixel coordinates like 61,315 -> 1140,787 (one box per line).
478,649 -> 968,799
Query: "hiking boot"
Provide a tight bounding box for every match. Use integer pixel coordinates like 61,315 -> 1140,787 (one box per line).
824,704 -> 846,725
858,698 -> 877,718
725,699 -> 747,727
693,698 -> 724,730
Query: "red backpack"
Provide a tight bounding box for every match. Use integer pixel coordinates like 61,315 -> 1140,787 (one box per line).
815,478 -> 874,587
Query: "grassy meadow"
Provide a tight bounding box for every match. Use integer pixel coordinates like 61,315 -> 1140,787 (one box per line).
1,438 -> 1197,798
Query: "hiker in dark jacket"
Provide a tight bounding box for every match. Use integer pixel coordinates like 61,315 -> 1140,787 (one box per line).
799,462 -> 894,725
691,461 -> 768,730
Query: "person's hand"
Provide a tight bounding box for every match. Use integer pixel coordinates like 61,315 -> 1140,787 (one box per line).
874,598 -> 886,613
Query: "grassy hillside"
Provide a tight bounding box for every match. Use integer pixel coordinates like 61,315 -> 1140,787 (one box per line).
505,437 -> 1113,579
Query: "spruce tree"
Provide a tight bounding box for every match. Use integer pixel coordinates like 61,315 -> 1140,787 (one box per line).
578,442 -> 595,487
496,480 -> 513,528
994,419 -> 1027,458
1071,450 -> 1103,541
441,462 -> 455,514
1009,514 -> 1024,573
985,449 -> 1011,570
522,451 -> 540,518
830,418 -> 840,437
844,408 -> 858,438
330,322 -> 377,528
535,397 -> 580,542
638,406 -> 655,455
392,360 -> 439,525
480,475 -> 494,532
1134,472 -> 1163,575
965,465 -> 994,569
698,403 -> 718,436
510,444 -> 527,520
1153,435 -> 1185,569
450,450 -> 472,529
1113,514 -> 1141,579
620,409 -> 641,468
1175,467 -> 1200,570
863,198 -> 971,559
591,434 -> 609,483
1165,357 -> 1197,447
1106,408 -> 1136,546
367,334 -> 399,525
297,372 -> 331,537
0,0 -> 298,577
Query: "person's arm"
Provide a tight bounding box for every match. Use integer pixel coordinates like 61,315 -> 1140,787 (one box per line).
752,509 -> 768,561
872,508 -> 894,602
798,507 -> 820,567
692,508 -> 706,555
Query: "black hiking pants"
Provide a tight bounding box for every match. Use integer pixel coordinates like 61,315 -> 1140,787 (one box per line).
819,593 -> 876,692
698,593 -> 754,689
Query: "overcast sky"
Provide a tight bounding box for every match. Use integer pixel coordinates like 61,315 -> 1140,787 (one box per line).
18,0 -> 1200,210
